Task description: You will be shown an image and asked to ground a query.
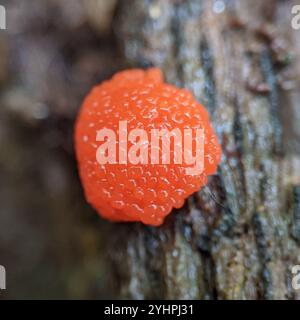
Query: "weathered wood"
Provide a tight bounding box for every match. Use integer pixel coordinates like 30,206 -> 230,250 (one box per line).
110,0 -> 300,299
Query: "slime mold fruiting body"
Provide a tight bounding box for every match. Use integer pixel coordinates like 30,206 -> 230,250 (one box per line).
75,68 -> 221,226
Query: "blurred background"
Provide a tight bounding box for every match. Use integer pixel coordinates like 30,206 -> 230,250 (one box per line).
0,0 -> 121,299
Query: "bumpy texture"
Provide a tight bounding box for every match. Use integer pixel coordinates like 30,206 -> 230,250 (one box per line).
75,68 -> 221,226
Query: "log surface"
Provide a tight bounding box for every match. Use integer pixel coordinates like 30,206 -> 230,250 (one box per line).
0,0 -> 300,300
110,0 -> 300,299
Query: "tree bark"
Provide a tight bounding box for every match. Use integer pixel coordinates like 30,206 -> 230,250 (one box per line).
110,0 -> 300,299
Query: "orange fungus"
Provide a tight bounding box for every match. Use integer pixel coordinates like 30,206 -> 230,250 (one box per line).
75,68 -> 221,226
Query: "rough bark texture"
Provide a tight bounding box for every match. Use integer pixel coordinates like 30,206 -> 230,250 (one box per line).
0,0 -> 300,300
110,0 -> 300,299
